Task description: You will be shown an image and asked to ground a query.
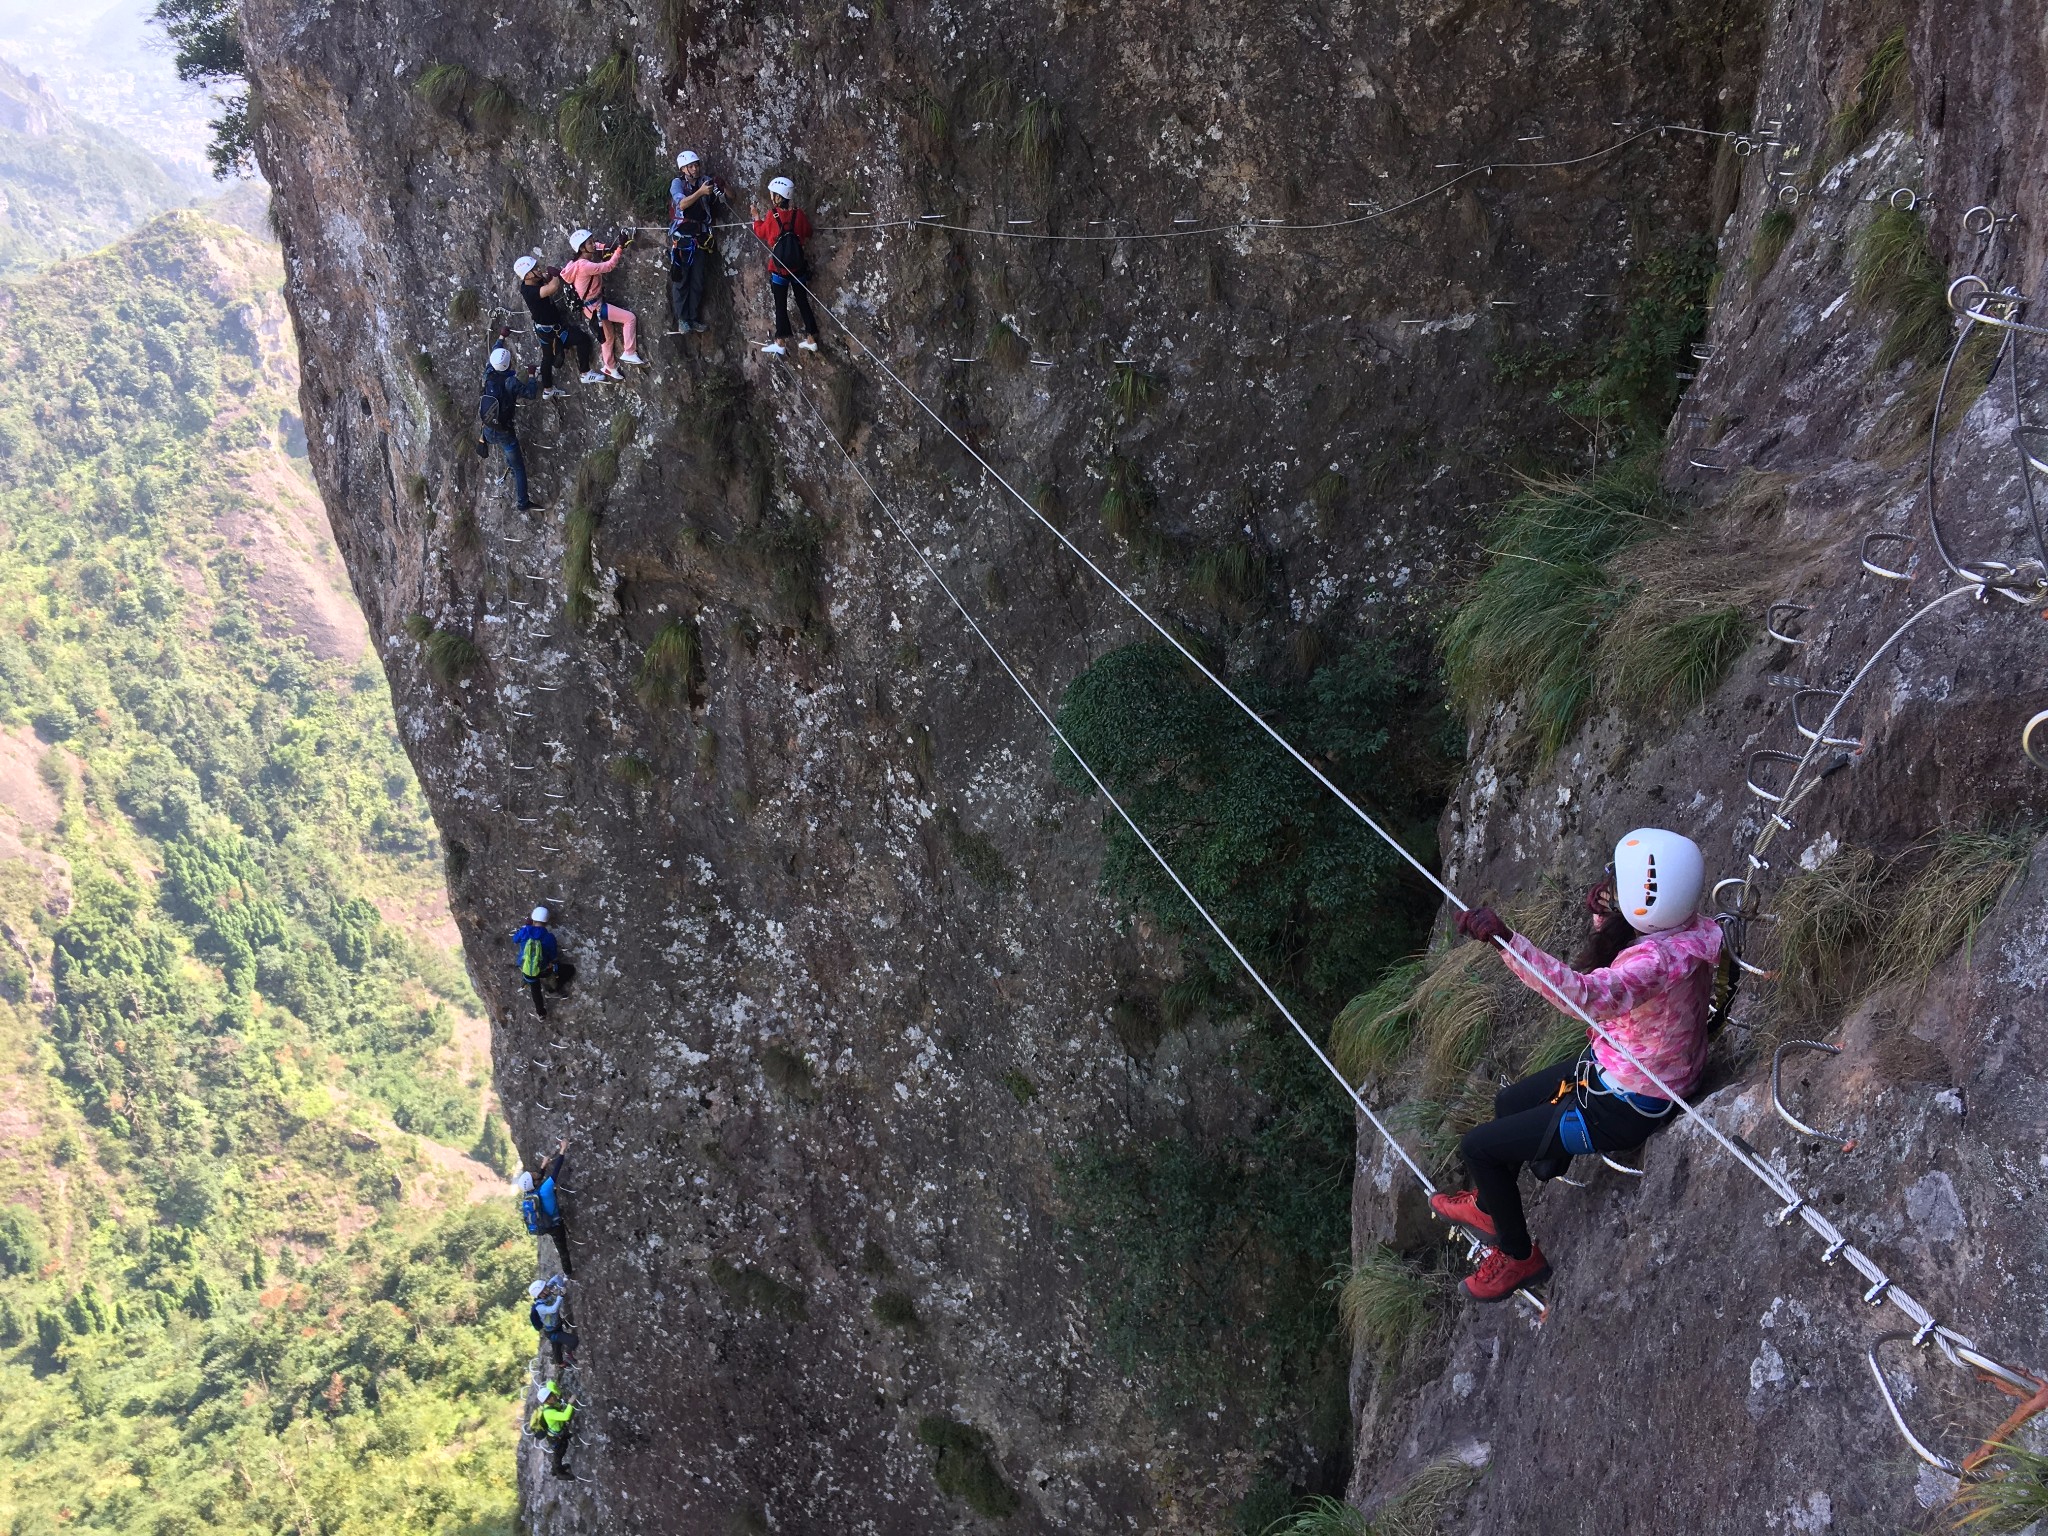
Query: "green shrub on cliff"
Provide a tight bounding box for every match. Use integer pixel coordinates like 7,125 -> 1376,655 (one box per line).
1052,637 -> 1454,1412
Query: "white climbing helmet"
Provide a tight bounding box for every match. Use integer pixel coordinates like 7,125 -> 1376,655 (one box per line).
677,150 -> 699,168
531,905 -> 550,923
1612,828 -> 1705,934
768,176 -> 795,201
528,1279 -> 549,1300
568,228 -> 593,254
513,254 -> 538,280
515,1170 -> 535,1194
489,347 -> 513,372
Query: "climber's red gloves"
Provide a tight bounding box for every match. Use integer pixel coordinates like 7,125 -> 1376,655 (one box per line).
1456,907 -> 1511,946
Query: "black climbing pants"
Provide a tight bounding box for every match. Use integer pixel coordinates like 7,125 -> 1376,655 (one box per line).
525,962 -> 564,1018
669,258 -> 707,329
537,323 -> 594,388
771,276 -> 817,338
546,1324 -> 578,1365
548,1427 -> 575,1478
1460,1056 -> 1673,1260
546,1220 -> 573,1279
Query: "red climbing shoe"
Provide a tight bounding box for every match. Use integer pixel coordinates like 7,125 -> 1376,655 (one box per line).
1464,1244 -> 1550,1302
1429,1189 -> 1497,1242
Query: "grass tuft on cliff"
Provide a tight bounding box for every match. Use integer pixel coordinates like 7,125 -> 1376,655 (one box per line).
1440,452 -> 1768,758
558,47 -> 667,218
1948,1444 -> 2048,1532
414,61 -> 471,117
635,618 -> 701,710
1853,203 -> 1951,372
1748,205 -> 1796,286
1830,28 -> 1909,159
1335,1246 -> 1453,1381
1772,829 -> 2033,1014
420,627 -> 481,687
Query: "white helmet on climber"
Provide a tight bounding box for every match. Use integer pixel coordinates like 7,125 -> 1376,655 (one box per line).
516,1170 -> 535,1194
514,254 -> 538,279
768,176 -> 795,202
1612,828 -> 1704,934
568,229 -> 593,254
677,150 -> 699,168
531,905 -> 550,923
489,347 -> 512,372
528,1279 -> 549,1299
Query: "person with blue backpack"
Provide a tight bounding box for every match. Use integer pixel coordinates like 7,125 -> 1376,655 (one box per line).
478,345 -> 544,511
527,1275 -> 579,1365
512,904 -> 566,1017
518,1137 -> 573,1277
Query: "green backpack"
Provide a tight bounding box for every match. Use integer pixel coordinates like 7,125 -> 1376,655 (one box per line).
520,937 -> 546,979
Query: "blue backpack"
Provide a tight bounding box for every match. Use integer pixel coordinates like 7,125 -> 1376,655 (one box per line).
520,1193 -> 544,1233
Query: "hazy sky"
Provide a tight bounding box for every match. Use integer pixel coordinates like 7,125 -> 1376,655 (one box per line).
0,0 -> 215,178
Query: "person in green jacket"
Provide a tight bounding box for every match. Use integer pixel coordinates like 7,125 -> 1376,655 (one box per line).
527,1379 -> 577,1478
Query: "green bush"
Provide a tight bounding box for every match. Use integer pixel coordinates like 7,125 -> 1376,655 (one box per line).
558,48 -> 667,218
636,618 -> 700,710
916,1416 -> 1020,1518
0,1202 -> 46,1275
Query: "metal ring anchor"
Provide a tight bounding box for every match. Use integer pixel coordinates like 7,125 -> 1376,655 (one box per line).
1961,205 -> 2011,238
1860,531 -> 1917,581
2025,710 -> 2048,770
1711,875 -> 1757,915
1791,688 -> 1862,749
1776,183 -> 1802,206
1766,602 -> 1811,644
1770,1040 -> 1857,1151
1889,188 -> 1929,212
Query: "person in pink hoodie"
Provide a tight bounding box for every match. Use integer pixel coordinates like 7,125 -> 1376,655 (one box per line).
561,228 -> 646,379
1427,828 -> 1723,1301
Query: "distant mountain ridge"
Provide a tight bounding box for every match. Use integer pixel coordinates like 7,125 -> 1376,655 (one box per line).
0,55 -> 197,275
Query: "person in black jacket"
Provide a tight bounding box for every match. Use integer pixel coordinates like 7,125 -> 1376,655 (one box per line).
480,346 -> 543,511
513,254 -> 599,393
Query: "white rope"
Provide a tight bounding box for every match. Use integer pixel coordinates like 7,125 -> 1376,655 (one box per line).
771,362 -> 1441,1196
705,122 -> 1703,243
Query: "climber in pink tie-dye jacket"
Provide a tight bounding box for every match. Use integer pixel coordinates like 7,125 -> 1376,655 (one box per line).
1499,909 -> 1723,1099
1423,829 -> 1723,1305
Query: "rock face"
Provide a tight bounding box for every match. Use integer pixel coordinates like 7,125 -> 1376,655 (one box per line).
1346,0 -> 2048,1531
225,0 -> 2048,1528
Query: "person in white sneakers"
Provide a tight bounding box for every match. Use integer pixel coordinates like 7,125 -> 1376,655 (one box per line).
560,228 -> 646,378
749,177 -> 820,355
514,254 -> 601,391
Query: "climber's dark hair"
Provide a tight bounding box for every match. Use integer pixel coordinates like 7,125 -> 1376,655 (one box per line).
1571,912 -> 1642,972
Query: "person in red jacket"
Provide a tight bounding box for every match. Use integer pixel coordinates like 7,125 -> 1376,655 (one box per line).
749,176 -> 819,356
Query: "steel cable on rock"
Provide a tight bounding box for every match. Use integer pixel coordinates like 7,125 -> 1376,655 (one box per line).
704,121 -> 1729,244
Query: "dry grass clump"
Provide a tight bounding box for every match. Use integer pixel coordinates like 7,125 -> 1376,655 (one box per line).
1335,1245 -> 1454,1380
1947,1444 -> 2048,1531
1829,28 -> 1908,159
635,619 -> 700,710
1749,205 -> 1796,286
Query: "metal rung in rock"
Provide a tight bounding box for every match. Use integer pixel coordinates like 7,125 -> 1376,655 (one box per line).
1771,1039 -> 1856,1152
1791,688 -> 1862,749
2015,426 -> 2048,479
1766,602 -> 1810,644
1745,749 -> 1805,803
2024,710 -> 2048,771
1861,531 -> 1916,581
